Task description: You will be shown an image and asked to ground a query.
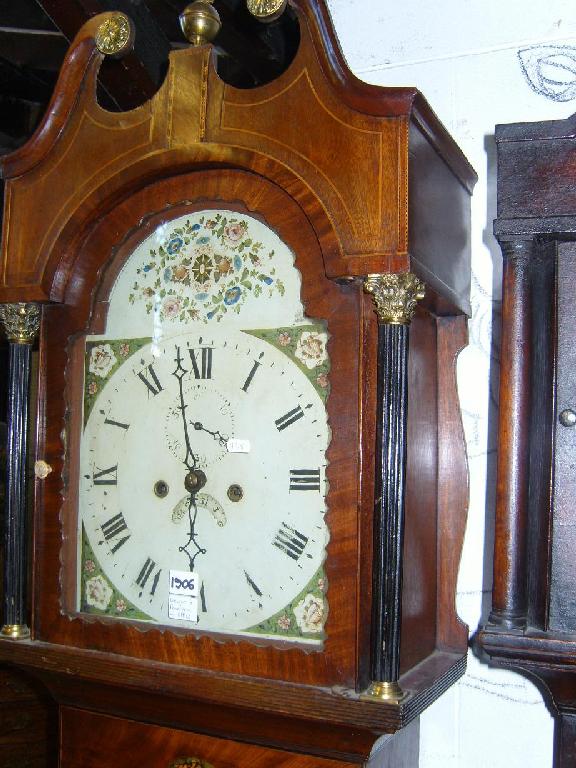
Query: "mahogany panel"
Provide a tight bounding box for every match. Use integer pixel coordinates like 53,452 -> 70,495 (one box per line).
436,314 -> 469,652
59,706 -> 360,768
401,309 -> 438,672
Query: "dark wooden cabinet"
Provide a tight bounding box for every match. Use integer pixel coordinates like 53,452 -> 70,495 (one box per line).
480,112 -> 576,767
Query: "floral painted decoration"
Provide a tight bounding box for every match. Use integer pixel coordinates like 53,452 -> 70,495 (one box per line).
80,526 -> 152,621
245,323 -> 330,402
83,337 -> 150,426
247,568 -> 327,641
128,214 -> 285,324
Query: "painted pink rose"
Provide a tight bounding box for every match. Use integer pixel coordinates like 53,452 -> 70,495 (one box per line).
115,599 -> 127,613
88,343 -> 117,378
293,593 -> 325,634
316,372 -> 329,389
277,615 -> 291,631
162,296 -> 181,319
85,575 -> 112,610
295,331 -> 327,370
119,342 -> 130,357
224,221 -> 246,243
84,559 -> 96,574
277,332 -> 292,347
87,381 -> 98,396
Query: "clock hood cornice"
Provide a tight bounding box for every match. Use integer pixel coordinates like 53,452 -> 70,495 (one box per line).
0,0 -> 475,312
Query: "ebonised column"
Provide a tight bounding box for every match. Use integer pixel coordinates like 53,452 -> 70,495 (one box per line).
0,302 -> 41,639
362,272 -> 425,702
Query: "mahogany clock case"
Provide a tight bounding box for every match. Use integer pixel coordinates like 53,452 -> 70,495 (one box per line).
0,1 -> 475,762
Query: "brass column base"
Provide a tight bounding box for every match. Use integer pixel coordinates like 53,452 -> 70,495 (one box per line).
360,680 -> 406,702
1,624 -> 30,639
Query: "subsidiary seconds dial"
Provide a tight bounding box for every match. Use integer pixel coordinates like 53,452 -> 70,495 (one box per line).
79,327 -> 330,639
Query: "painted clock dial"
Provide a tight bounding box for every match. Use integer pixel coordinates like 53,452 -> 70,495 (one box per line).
76,210 -> 331,644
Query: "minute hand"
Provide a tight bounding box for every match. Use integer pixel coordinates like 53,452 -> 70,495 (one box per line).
172,345 -> 197,471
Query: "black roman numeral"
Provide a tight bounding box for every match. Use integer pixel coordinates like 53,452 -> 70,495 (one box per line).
273,523 -> 308,561
200,582 -> 207,613
289,469 -> 321,492
135,557 -> 162,598
104,416 -> 130,430
275,405 -> 304,432
100,512 -> 130,553
189,348 -> 213,379
137,364 -> 163,396
92,464 -> 118,486
244,570 -> 263,597
241,360 -> 260,392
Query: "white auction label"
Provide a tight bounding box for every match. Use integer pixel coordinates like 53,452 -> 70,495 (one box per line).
227,437 -> 251,453
168,570 -> 199,622
169,569 -> 199,596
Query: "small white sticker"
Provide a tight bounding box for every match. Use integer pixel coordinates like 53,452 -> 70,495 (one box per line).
168,570 -> 199,622
168,593 -> 198,622
227,438 -> 251,453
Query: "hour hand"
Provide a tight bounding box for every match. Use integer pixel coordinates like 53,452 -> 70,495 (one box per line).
191,419 -> 228,447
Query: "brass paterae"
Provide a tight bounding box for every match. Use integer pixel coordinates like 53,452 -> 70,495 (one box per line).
95,13 -> 133,56
246,0 -> 288,22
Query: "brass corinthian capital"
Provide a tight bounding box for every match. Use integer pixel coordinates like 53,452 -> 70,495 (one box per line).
363,272 -> 425,325
0,303 -> 41,345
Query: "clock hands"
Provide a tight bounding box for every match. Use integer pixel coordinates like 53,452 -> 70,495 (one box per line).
172,346 -> 198,472
172,346 -> 207,570
191,419 -> 228,448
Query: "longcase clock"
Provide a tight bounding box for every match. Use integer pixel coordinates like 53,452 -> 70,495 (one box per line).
0,1 -> 475,765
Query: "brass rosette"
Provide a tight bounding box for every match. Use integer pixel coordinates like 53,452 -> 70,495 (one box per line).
95,12 -> 134,57
246,0 -> 288,22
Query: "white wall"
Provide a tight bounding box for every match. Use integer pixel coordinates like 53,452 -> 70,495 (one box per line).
327,1 -> 576,765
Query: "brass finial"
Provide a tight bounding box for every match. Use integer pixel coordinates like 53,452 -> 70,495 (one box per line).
179,1 -> 221,46
246,0 -> 288,22
95,12 -> 134,57
364,272 -> 425,326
